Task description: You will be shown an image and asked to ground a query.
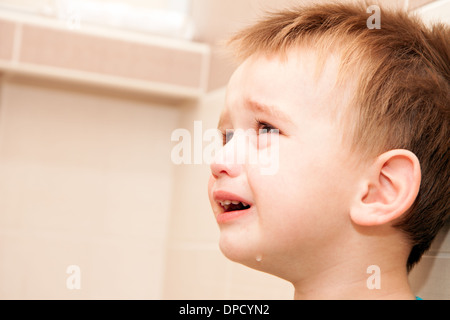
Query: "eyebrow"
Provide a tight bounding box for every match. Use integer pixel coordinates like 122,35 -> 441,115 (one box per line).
218,98 -> 294,128
245,99 -> 293,124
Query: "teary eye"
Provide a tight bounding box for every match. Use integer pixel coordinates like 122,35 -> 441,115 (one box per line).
255,119 -> 280,149
256,120 -> 279,134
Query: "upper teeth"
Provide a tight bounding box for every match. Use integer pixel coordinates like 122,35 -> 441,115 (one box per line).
219,200 -> 249,207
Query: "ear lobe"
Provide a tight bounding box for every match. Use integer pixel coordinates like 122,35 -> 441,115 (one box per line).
350,149 -> 421,226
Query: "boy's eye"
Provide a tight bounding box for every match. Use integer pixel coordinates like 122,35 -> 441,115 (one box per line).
220,121 -> 279,146
256,120 -> 279,149
256,120 -> 279,134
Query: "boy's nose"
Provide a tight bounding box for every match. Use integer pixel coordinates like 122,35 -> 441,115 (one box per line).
210,133 -> 245,179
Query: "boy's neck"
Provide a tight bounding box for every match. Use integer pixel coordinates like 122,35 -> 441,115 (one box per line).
291,255 -> 415,300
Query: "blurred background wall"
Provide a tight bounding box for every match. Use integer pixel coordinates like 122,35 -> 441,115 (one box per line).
0,0 -> 448,299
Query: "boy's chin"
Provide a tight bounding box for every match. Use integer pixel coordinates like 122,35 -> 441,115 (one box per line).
218,234 -> 300,283
218,234 -> 266,269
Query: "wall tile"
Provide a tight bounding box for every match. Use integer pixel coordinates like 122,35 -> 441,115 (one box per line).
167,89 -> 224,244
0,232 -> 90,299
428,223 -> 450,254
0,19 -> 15,61
0,75 -> 180,299
163,244 -> 230,299
410,255 -> 450,300
19,24 -> 205,88
89,237 -> 165,299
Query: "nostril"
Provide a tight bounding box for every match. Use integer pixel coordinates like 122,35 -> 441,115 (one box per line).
210,168 -> 227,180
211,171 -> 220,179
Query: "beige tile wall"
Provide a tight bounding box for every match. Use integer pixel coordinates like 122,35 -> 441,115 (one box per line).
409,223 -> 450,300
0,75 -> 181,299
0,20 -> 15,61
0,13 -> 210,100
18,24 -> 204,88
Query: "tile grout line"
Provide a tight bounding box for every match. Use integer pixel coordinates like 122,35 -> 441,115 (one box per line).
423,252 -> 450,259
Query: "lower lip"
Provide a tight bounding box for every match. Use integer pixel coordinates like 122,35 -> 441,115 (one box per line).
216,207 -> 252,224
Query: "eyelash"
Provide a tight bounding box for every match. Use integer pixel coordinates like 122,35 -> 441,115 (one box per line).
255,119 -> 278,134
221,119 -> 279,145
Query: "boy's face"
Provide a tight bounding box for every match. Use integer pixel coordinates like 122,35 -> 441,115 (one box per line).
208,49 -> 361,279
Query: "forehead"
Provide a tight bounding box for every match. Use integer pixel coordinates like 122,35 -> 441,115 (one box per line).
224,48 -> 342,120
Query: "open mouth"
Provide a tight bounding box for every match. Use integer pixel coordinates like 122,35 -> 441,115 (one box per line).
219,200 -> 251,212
212,190 -> 253,223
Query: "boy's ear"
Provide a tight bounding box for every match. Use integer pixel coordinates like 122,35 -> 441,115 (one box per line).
350,149 -> 421,226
